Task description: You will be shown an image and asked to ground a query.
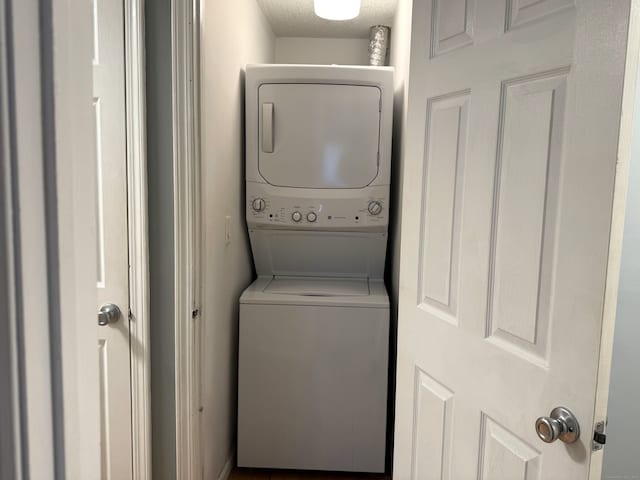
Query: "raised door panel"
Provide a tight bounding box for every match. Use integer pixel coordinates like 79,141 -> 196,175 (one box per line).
506,0 -> 575,31
478,415 -> 541,480
486,70 -> 568,366
418,91 -> 469,325
431,0 -> 475,57
410,369 -> 454,480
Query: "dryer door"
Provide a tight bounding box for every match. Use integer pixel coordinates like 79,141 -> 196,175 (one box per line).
258,83 -> 381,189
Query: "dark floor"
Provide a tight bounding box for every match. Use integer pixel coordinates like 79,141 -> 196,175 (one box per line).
230,468 -> 390,480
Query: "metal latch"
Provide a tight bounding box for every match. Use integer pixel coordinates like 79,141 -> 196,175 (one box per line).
593,421 -> 607,451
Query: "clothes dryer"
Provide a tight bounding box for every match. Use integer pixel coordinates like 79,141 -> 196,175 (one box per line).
238,64 -> 393,473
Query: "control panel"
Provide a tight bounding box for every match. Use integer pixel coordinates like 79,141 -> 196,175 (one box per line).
246,187 -> 389,230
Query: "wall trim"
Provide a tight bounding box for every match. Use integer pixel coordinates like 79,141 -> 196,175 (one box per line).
217,452 -> 235,480
589,1 -> 640,478
173,0 -> 202,478
124,0 -> 152,479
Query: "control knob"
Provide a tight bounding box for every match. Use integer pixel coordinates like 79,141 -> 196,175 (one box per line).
368,201 -> 383,216
291,211 -> 302,222
251,198 -> 266,212
307,212 -> 317,223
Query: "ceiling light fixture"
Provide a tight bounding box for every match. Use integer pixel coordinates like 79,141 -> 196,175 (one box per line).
313,0 -> 361,20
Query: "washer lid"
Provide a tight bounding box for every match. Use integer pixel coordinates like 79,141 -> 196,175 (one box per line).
240,277 -> 389,308
264,276 -> 369,296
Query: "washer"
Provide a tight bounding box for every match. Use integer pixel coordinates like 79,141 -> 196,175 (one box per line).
238,277 -> 389,472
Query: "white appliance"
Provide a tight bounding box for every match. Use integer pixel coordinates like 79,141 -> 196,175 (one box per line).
238,64 -> 393,473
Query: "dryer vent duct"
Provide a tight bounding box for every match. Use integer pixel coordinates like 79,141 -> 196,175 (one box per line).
368,25 -> 390,66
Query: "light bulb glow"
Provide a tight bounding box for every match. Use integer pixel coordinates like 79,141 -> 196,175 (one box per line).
313,0 -> 361,20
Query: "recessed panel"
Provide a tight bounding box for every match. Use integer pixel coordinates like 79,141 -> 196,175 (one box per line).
418,91 -> 469,324
94,97 -> 105,288
506,0 -> 574,31
411,368 -> 454,480
487,70 -> 568,365
92,0 -> 99,65
478,414 -> 540,480
431,0 -> 475,58
99,340 -> 110,478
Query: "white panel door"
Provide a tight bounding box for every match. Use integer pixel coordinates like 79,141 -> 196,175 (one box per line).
394,1 -> 631,479
92,0 -> 133,477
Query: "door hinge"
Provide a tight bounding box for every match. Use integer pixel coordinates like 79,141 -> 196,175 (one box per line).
593,421 -> 607,451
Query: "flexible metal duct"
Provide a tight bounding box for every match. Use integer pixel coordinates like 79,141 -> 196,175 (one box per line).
368,25 -> 390,66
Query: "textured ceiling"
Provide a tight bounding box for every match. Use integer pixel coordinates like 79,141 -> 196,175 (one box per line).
256,0 -> 397,38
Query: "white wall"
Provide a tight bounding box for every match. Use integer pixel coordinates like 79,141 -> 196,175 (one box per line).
275,37 -> 369,65
386,0 -> 412,470
146,0 -> 177,478
602,66 -> 640,479
199,1 -> 275,478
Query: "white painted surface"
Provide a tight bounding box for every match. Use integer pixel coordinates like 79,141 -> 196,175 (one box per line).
53,0 -> 102,474
588,4 -> 640,478
4,1 -> 56,476
92,0 -> 133,476
387,0 -> 412,465
145,1 -> 177,478
603,61 -> 640,480
199,0 -> 275,478
257,0 -> 396,37
1,0 -> 99,477
393,0 -> 631,479
172,0 -> 202,477
275,37 -> 369,65
123,1 -> 152,478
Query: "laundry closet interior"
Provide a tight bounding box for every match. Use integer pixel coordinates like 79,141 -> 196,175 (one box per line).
144,0 -> 639,479
147,0 -> 410,478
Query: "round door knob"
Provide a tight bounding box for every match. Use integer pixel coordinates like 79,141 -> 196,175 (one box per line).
535,407 -> 580,444
368,201 -> 383,216
306,212 -> 317,222
98,303 -> 122,326
291,211 -> 302,222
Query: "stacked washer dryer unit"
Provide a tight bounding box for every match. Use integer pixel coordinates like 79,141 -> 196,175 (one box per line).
238,64 -> 393,473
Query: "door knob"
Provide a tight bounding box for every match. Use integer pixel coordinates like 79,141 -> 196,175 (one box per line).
98,303 -> 122,326
535,406 -> 580,444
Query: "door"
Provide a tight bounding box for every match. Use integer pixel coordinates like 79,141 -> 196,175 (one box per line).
394,1 -> 631,479
93,0 -> 133,477
258,83 -> 381,188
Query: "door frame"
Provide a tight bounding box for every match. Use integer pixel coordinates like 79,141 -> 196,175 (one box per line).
124,0 -> 152,479
590,1 -> 640,478
172,0 -> 203,478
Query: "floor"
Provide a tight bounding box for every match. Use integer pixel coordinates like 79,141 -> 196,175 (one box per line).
230,468 -> 390,480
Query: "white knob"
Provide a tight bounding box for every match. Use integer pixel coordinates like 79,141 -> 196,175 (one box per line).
291,211 -> 302,222
252,198 -> 266,212
368,201 -> 383,216
307,212 -> 317,223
